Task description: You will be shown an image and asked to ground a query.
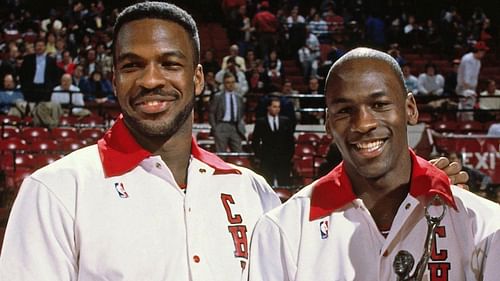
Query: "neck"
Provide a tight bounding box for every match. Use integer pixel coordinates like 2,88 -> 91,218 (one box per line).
130,118 -> 193,186
347,154 -> 412,230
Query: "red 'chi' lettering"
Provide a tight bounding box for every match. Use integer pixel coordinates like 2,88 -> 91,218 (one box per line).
428,262 -> 450,281
228,225 -> 248,259
221,194 -> 242,224
431,226 -> 448,261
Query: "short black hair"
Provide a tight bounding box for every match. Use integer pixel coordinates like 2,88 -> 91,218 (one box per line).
113,1 -> 200,66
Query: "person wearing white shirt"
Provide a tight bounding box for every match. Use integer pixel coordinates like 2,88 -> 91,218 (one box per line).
51,73 -> 89,116
479,79 -> 500,110
417,63 -> 445,95
456,41 -> 489,94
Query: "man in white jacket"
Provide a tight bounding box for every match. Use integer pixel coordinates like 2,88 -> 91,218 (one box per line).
245,47 -> 500,281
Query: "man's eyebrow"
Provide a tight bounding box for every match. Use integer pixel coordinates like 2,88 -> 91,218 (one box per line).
329,91 -> 387,104
116,50 -> 187,63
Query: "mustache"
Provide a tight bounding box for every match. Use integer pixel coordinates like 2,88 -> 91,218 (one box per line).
133,88 -> 180,100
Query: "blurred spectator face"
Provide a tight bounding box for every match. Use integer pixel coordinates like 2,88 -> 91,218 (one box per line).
309,78 -> 319,91
402,65 -> 411,77
63,51 -> 72,64
476,50 -> 486,59
291,6 -> 299,17
74,65 -> 84,78
425,65 -> 436,76
229,45 -> 239,56
60,74 -> 72,90
268,100 -> 281,116
91,71 -> 102,82
223,75 -> 237,92
487,81 -> 497,94
8,45 -> 19,59
204,50 -> 214,61
87,49 -> 96,62
47,33 -> 56,44
246,50 -> 255,62
282,81 -> 293,94
269,50 -> 278,61
35,41 -> 46,55
205,71 -> 215,84
56,39 -> 66,51
3,74 -> 15,90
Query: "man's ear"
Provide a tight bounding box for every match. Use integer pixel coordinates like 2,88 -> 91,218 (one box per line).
111,69 -> 117,97
324,109 -> 334,140
194,64 -> 204,97
406,93 -> 419,125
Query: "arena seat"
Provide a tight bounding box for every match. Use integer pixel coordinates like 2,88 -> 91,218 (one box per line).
79,128 -> 105,143
21,127 -> 50,143
432,120 -> 458,134
30,139 -> 59,153
51,127 -> 79,140
296,132 -> 321,146
294,143 -> 316,158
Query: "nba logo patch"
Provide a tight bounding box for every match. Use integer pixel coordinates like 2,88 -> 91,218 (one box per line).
319,221 -> 329,239
114,183 -> 129,198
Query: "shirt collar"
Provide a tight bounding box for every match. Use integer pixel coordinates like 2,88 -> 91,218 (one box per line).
309,149 -> 456,221
98,115 -> 241,177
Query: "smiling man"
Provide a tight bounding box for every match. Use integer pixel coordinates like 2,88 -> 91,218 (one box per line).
245,48 -> 500,281
0,2 -> 280,280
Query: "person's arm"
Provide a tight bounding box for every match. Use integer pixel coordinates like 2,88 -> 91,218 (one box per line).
243,216 -> 296,281
0,177 -> 78,280
417,74 -> 429,94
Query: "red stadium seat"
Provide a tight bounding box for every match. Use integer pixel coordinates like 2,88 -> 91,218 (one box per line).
30,139 -> 59,153
79,115 -> 105,127
432,121 -> 458,134
59,139 -> 88,153
0,138 -> 28,152
1,127 -> 20,139
317,143 -> 330,157
293,156 -> 314,183
294,143 -> 316,158
320,134 -> 333,145
456,121 -> 486,134
50,127 -> 79,140
59,115 -> 79,127
34,153 -> 63,169
0,115 -> 21,126
79,128 -> 105,143
21,127 -> 50,143
297,132 -> 321,146
225,156 -> 252,168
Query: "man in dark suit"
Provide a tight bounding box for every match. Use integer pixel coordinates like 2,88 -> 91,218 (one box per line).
209,72 -> 246,152
252,97 -> 295,186
19,38 -> 61,103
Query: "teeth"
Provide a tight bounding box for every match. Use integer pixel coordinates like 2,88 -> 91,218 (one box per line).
146,101 -> 159,106
356,140 -> 384,152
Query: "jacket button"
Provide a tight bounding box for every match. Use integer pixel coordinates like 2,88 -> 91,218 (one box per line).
193,255 -> 200,263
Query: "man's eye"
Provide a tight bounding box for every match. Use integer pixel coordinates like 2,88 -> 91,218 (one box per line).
373,102 -> 390,109
162,62 -> 182,69
121,63 -> 139,70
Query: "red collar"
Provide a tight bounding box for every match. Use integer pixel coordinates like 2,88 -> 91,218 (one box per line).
98,115 -> 241,177
309,149 -> 457,221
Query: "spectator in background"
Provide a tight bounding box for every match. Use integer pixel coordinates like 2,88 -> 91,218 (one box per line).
247,59 -> 270,93
95,43 -> 112,77
264,50 -> 284,84
83,48 -> 98,76
71,64 -> 87,90
19,38 -> 61,103
215,56 -> 248,96
456,41 -> 488,95
307,13 -> 329,43
417,63 -> 445,96
252,1 -> 279,58
402,63 -> 418,95
479,79 -> 500,110
365,10 -> 385,48
298,37 -> 319,82
196,71 -> 218,123
300,76 -> 325,124
81,70 -> 113,103
252,98 -> 295,187
287,5 -> 306,28
221,44 -> 246,71
51,73 -> 90,116
457,89 -> 477,121
403,15 -> 423,49
387,43 -> 405,66
209,72 -> 246,152
444,59 -> 460,96
256,81 -> 297,127
487,123 -> 500,136
0,73 -> 24,114
45,32 -> 57,56
57,50 -> 77,75
201,49 -> 221,76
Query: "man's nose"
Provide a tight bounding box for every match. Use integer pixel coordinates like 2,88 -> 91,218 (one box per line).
351,106 -> 377,133
136,63 -> 165,90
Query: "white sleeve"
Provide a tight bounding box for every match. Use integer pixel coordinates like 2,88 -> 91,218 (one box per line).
244,216 -> 296,281
483,229 -> 500,281
417,74 -> 428,94
0,177 -> 78,280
